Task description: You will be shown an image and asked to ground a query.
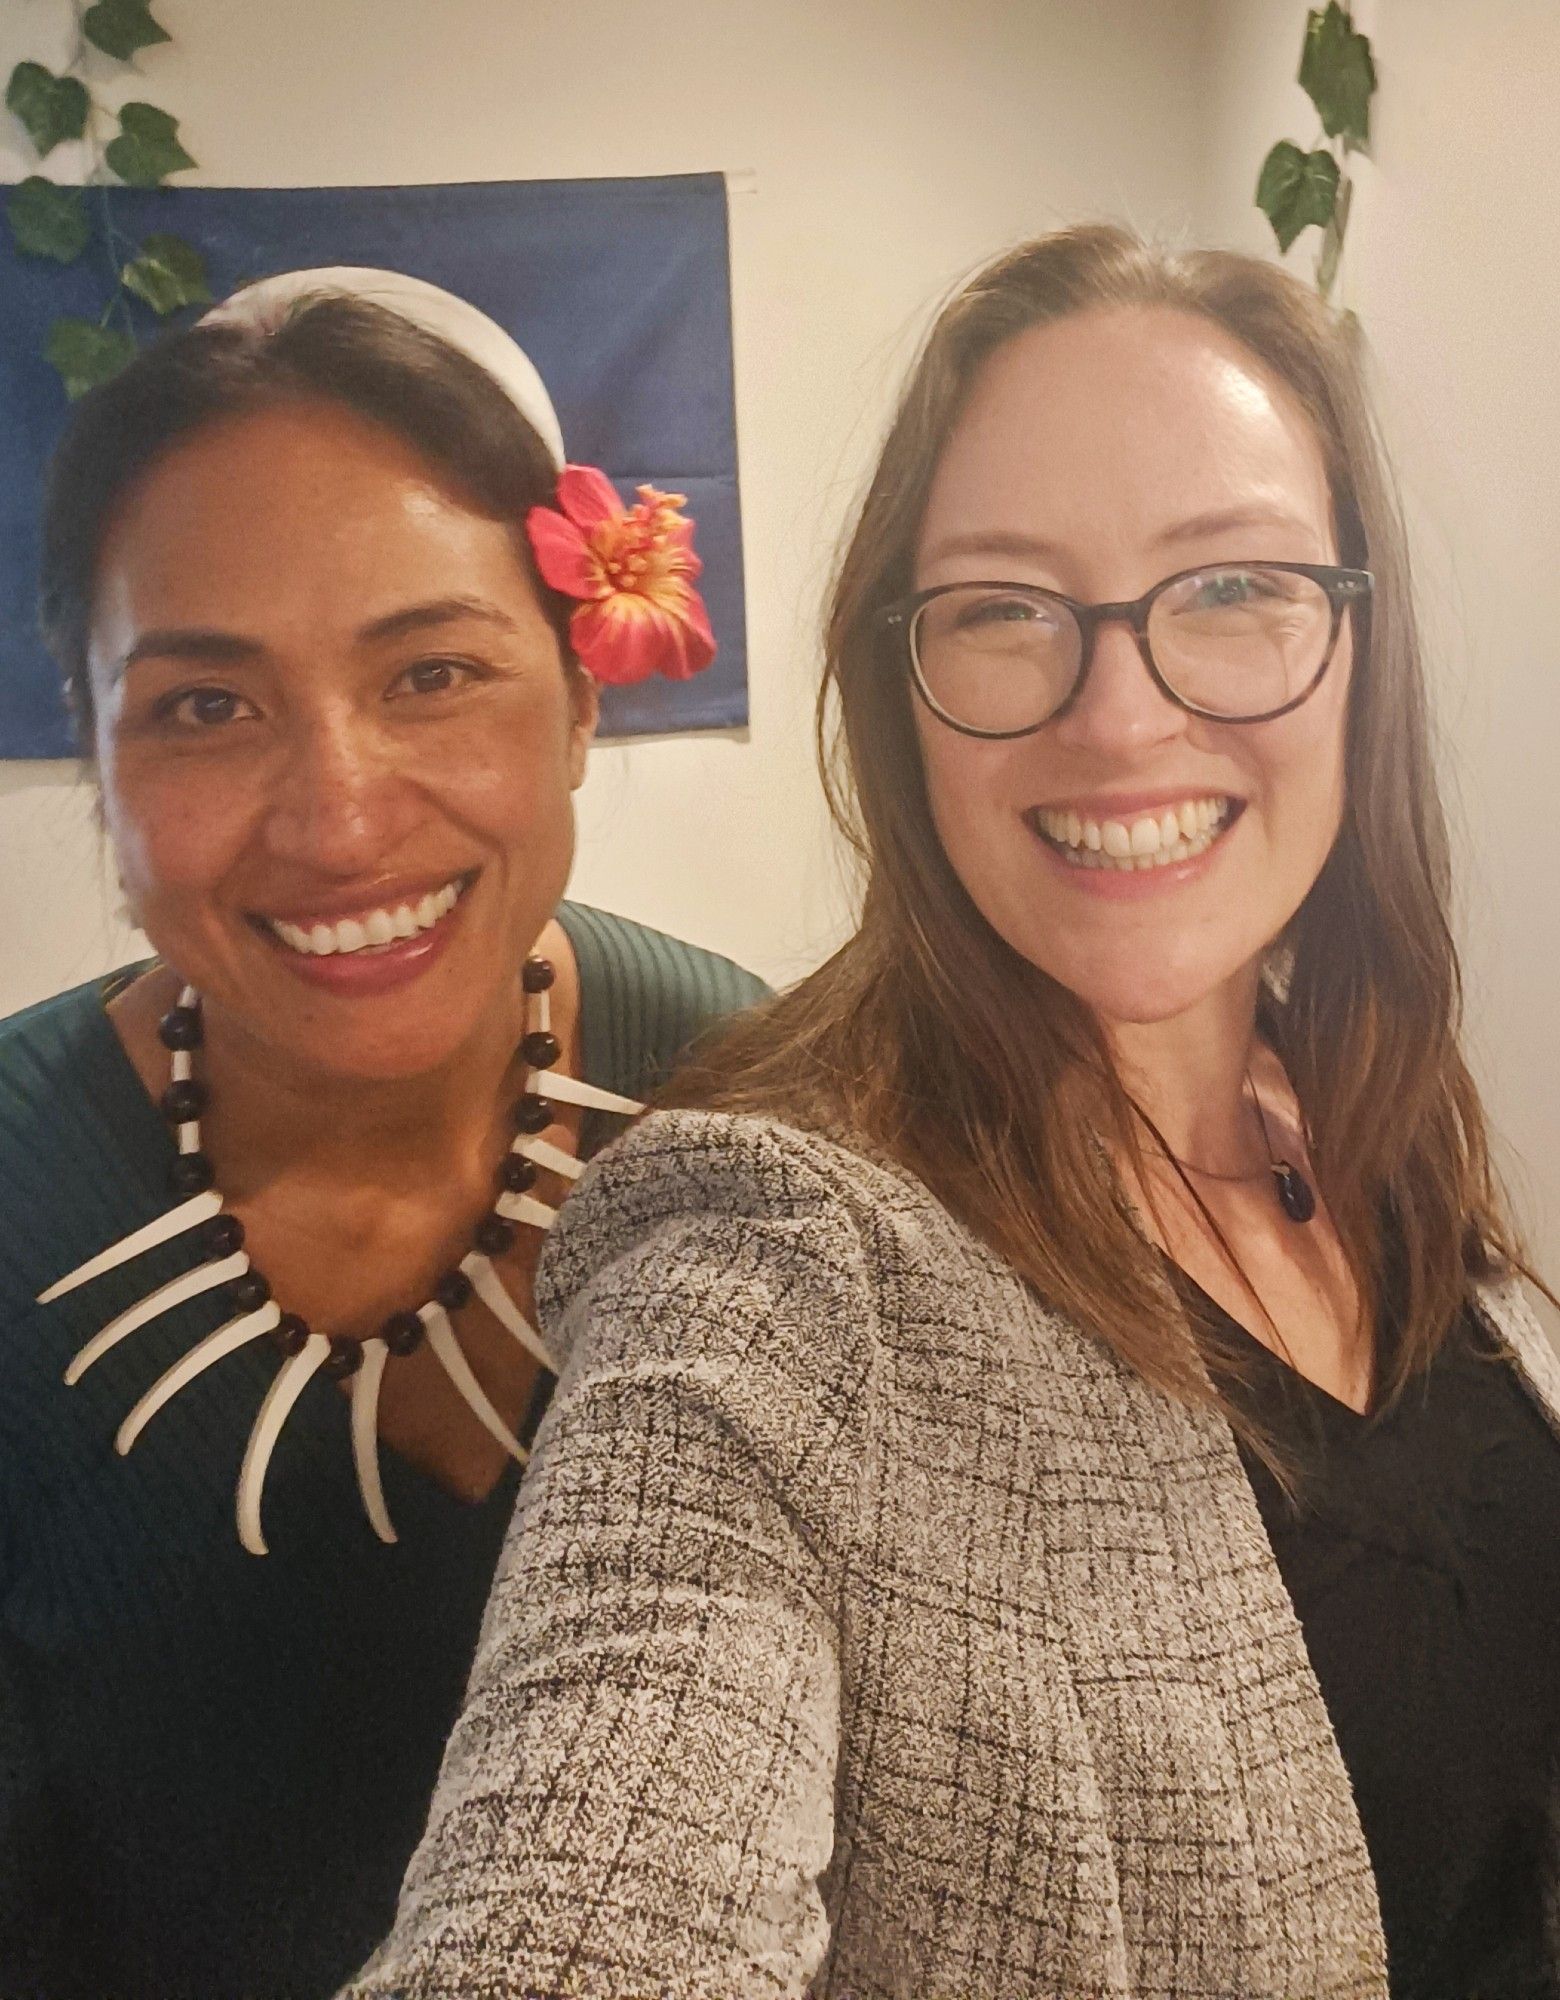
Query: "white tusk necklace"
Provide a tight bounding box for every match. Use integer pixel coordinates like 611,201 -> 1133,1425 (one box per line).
36,955 -> 642,1555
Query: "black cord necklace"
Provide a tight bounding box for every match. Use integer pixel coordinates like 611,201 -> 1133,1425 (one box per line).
1169,1069 -> 1317,1225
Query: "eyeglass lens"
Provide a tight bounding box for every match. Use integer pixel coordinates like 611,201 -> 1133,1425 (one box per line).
912,566 -> 1336,732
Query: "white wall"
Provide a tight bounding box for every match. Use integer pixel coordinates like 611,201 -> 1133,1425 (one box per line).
1,0 -> 1208,1008
1195,0 -> 1560,1278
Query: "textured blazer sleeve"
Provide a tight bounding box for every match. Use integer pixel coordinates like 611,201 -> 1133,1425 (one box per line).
343,1112 -> 876,2000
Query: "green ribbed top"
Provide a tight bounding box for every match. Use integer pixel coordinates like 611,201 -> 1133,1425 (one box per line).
0,904 -> 766,2000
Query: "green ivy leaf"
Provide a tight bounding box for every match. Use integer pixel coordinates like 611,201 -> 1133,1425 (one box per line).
1315,173 -> 1353,299
105,101 -> 195,186
1255,140 -> 1340,253
45,317 -> 139,398
6,176 -> 91,262
122,232 -> 212,314
6,62 -> 90,156
82,0 -> 172,62
1299,2 -> 1376,148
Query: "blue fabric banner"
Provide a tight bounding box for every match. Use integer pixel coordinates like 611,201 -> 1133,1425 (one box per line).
0,173 -> 746,756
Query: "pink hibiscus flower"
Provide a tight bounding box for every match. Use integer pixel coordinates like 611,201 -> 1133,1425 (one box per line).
526,464 -> 718,685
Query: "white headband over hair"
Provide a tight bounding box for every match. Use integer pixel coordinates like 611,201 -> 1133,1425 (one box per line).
202,265 -> 566,467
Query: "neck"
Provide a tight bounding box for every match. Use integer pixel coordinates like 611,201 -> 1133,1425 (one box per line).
206,1005 -> 527,1202
1102,965 -> 1266,1175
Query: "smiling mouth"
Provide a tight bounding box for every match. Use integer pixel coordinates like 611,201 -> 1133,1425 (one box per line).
1027,796 -> 1243,871
253,872 -> 477,957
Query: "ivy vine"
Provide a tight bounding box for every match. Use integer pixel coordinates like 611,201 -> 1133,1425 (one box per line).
5,0 -> 208,397
1255,2 -> 1377,299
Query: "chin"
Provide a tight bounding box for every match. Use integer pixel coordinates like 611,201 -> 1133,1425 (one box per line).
1041,949 -> 1256,1032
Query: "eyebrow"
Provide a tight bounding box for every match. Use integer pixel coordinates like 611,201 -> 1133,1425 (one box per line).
111,596 -> 524,681
357,596 -> 525,644
920,506 -> 1321,570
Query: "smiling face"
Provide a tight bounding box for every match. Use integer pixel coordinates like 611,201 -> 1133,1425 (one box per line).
88,398 -> 597,1082
911,305 -> 1353,1029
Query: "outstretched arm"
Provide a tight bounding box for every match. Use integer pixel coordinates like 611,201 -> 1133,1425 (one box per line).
343,1114 -> 875,2000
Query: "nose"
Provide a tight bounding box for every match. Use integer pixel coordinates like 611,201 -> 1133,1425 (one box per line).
1049,616 -> 1186,759
261,708 -> 421,876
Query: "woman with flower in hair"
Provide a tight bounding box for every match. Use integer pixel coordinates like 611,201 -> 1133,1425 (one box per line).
351,227 -> 1560,2000
0,268 -> 763,2000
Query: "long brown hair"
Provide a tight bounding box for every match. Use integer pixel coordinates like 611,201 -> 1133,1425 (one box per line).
668,222 -> 1530,1423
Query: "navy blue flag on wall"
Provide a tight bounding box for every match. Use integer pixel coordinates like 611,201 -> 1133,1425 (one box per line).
0,172 -> 746,756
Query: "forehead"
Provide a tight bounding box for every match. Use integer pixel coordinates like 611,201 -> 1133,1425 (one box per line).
917,305 -> 1334,573
91,399 -> 532,646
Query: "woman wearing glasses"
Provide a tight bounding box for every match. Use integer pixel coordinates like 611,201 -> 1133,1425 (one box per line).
348,228 -> 1560,1999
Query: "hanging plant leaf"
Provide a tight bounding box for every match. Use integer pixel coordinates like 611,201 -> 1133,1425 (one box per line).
6,62 -> 91,157
105,101 -> 195,186
122,232 -> 212,315
45,317 -> 139,399
1256,140 -> 1340,253
1315,174 -> 1353,299
7,176 -> 91,263
1299,2 -> 1376,149
82,0 -> 172,61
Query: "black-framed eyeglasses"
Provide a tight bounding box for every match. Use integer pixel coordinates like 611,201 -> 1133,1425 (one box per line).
879,562 -> 1373,738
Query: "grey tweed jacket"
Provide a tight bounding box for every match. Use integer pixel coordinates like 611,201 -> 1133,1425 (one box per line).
345,1110 -> 1560,2000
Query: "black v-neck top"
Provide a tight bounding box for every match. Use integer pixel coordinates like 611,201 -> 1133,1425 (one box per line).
1203,1289 -> 1560,1998
0,905 -> 767,2000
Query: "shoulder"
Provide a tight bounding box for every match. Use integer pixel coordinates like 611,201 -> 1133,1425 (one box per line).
534,1111 -> 903,1551
0,973 -> 117,1071
538,1110 -> 880,1320
0,970 -> 153,1303
537,1106 -> 1006,1378
556,902 -> 769,1100
0,974 -> 121,1173
1474,1270 -> 1560,1425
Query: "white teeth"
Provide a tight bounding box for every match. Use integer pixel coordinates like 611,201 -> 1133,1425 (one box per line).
265,876 -> 466,957
1035,798 -> 1234,873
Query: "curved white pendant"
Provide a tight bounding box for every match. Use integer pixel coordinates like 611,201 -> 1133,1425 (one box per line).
495,1190 -> 557,1231
64,1250 -> 250,1386
460,1251 -> 558,1374
350,1341 -> 397,1545
420,1303 -> 529,1465
237,1333 -> 332,1556
526,1070 -> 642,1117
115,1300 -> 282,1454
38,1190 -> 224,1306
512,1133 -> 585,1182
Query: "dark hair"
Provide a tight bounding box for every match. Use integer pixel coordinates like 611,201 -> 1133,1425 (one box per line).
666,223 -> 1546,1448
39,292 -> 573,746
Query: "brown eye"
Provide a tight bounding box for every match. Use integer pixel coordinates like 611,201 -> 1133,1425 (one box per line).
397,658 -> 475,697
160,686 -> 255,728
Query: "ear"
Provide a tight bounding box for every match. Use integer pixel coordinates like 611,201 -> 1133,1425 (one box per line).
567,669 -> 599,790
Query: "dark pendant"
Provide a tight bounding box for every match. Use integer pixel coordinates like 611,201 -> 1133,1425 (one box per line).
1273,1162 -> 1316,1224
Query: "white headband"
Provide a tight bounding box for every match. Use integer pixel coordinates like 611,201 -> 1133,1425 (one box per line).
202,265 -> 566,466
